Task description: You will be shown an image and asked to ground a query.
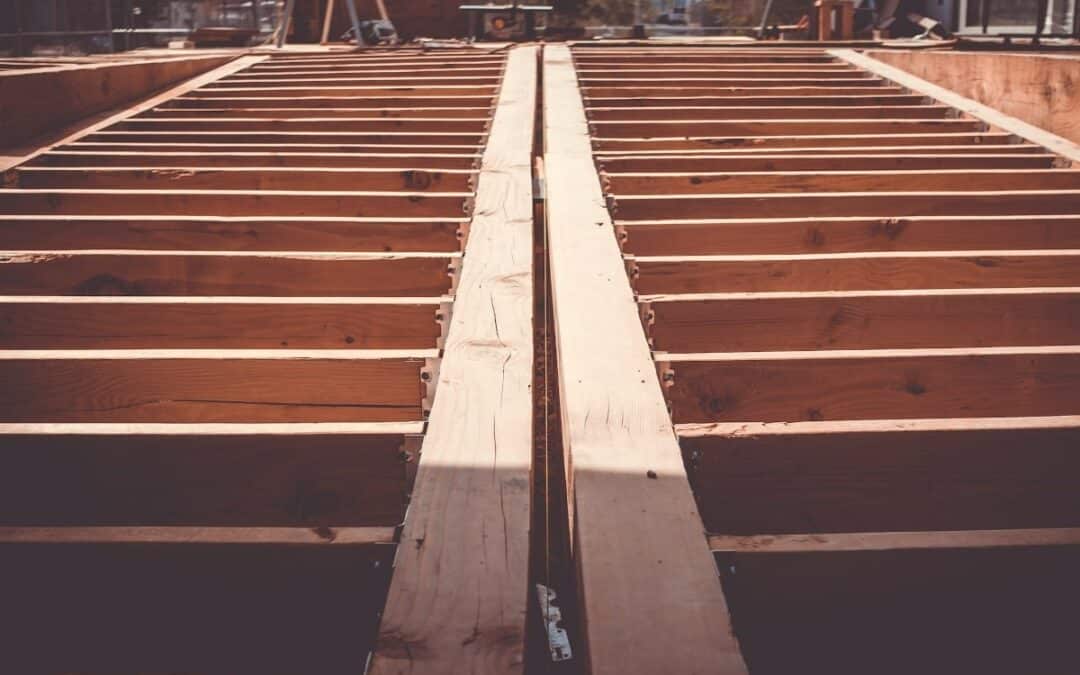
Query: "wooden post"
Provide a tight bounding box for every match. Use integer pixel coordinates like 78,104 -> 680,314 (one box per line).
320,0 -> 335,43
276,0 -> 295,47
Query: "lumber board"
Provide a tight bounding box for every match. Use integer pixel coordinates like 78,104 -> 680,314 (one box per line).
586,105 -> 953,120
15,167 -> 475,192
31,150 -> 480,170
0,189 -> 469,218
617,215 -> 1080,256
644,288 -> 1080,352
81,130 -> 487,145
0,537 -> 393,674
68,141 -> 483,153
543,44 -> 748,675
605,169 -> 1080,195
0,423 -> 419,526
593,132 -> 1014,152
583,85 -> 906,98
830,49 -> 1080,164
660,346 -> 1080,423
185,86 -> 500,98
629,251 -> 1080,293
680,417 -> 1080,534
0,525 -> 397,545
368,46 -> 537,675
612,190 -> 1080,220
580,69 -> 868,80
591,119 -> 983,138
584,94 -> 929,107
165,95 -> 497,109
0,251 -> 456,297
0,349 -> 432,423
109,118 -> 489,133
137,106 -> 493,119
599,153 -> 1056,173
709,528 -> 1080,553
0,216 -> 464,252
0,296 -> 444,348
597,143 -> 1045,156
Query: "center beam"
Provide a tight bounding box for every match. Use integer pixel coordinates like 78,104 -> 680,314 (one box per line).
543,44 -> 748,675
368,46 -> 537,674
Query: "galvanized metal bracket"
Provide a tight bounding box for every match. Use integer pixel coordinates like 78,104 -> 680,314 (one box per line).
536,584 -> 573,662
421,357 -> 441,416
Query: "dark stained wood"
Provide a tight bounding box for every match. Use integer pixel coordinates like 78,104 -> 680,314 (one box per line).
0,426 -> 420,526
592,119 -> 983,138
681,419 -> 1080,533
662,347 -> 1080,423
645,289 -> 1080,352
618,216 -> 1080,256
0,351 -> 431,422
0,252 -> 456,297
0,298 -> 443,348
599,153 -> 1056,173
31,151 -> 480,170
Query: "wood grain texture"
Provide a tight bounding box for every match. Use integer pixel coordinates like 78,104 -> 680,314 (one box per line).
592,119 -> 982,138
605,169 -> 1080,195
594,133 -> 1013,152
680,417 -> 1080,534
545,44 -> 747,675
645,289 -> 1080,352
630,251 -> 1080,293
16,166 -> 475,192
618,216 -> 1080,256
599,153 -> 1056,173
0,251 -> 455,296
0,425 -> 418,526
0,189 -> 469,218
369,46 -> 536,675
662,347 -> 1080,424
0,350 -> 430,422
0,216 -> 464,252
33,150 -> 480,170
0,297 -> 443,348
612,190 -> 1080,220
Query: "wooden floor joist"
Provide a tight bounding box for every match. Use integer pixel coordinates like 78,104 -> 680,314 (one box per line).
567,41 -> 1080,673
0,45 -> 528,674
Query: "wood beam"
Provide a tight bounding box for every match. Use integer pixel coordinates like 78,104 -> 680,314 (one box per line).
680,416 -> 1080,534
644,288 -> 1080,352
617,216 -> 1080,256
594,132 -> 1014,152
32,151 -> 481,170
543,44 -> 748,675
599,153 -> 1056,172
0,216 -> 465,252
0,349 -> 432,423
659,346 -> 1080,423
0,296 -> 445,349
0,422 -> 419,526
368,46 -> 537,675
0,251 -> 456,297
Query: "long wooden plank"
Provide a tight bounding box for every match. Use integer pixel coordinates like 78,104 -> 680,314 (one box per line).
660,346 -> 1080,423
31,151 -> 480,170
16,167 -> 475,192
600,153 -> 1056,172
0,422 -> 419,526
368,46 -> 537,675
0,189 -> 469,218
612,190 -> 1080,219
584,94 -> 928,107
587,105 -> 953,120
165,95 -> 496,109
82,131 -> 486,145
709,528 -> 1080,552
0,349 -> 432,422
618,215 -> 1080,256
0,216 -> 465,252
137,107 -> 493,119
594,133 -> 1014,152
0,525 -> 396,544
592,119 -> 982,138
543,44 -> 747,675
605,169 -> 1080,194
0,251 -> 455,297
629,251 -> 1080,293
830,49 -> 1080,164
110,118 -> 489,133
0,296 -> 444,348
644,288 -> 1080,352
680,416 -> 1080,534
